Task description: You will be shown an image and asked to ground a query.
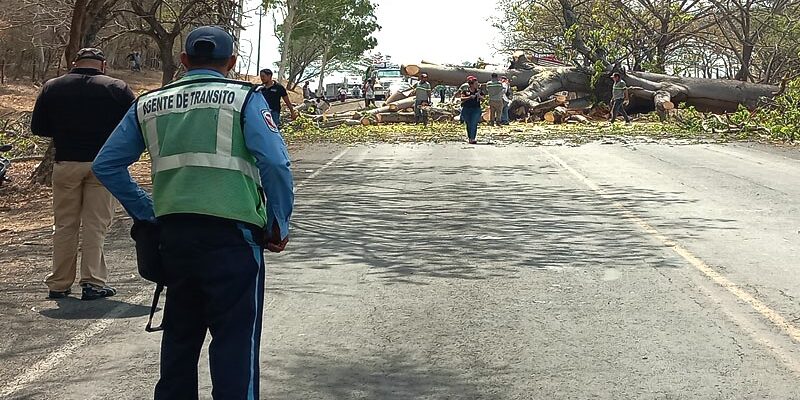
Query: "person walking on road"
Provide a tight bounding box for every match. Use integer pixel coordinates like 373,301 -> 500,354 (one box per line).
260,68 -> 297,128
92,26 -> 294,399
31,47 -> 135,301
486,73 -> 505,126
609,72 -> 631,124
363,78 -> 376,108
413,73 -> 432,125
460,75 -> 483,144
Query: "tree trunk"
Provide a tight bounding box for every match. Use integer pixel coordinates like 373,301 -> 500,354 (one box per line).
316,46 -> 331,97
735,44 -> 754,82
158,38 -> 178,86
64,0 -> 90,66
29,140 -> 55,186
277,0 -> 297,82
402,63 -> 534,89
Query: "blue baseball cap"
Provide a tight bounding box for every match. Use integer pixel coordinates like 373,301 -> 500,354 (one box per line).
185,26 -> 234,59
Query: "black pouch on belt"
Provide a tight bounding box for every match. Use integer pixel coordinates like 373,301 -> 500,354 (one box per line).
130,220 -> 165,333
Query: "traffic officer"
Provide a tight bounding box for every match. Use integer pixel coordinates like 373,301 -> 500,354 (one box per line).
92,26 -> 294,399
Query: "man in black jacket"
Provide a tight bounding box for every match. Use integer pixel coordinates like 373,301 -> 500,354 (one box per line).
31,47 -> 135,300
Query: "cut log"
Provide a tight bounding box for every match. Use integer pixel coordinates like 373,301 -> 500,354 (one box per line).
386,88 -> 415,104
544,106 -> 568,123
482,109 -> 491,122
363,97 -> 416,116
566,115 -> 589,124
531,98 -> 564,113
376,112 -> 416,124
360,117 -> 372,125
653,89 -> 674,121
565,97 -> 593,110
386,97 -> 417,111
320,120 -> 346,129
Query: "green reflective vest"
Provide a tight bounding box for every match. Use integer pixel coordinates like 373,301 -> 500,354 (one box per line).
415,81 -> 432,101
486,80 -> 504,101
136,74 -> 267,228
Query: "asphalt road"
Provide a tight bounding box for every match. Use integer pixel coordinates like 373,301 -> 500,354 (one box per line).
2,142 -> 800,399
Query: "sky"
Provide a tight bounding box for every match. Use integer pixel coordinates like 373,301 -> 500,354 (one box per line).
238,0 -> 505,83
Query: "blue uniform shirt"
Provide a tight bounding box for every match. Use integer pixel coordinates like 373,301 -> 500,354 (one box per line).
92,69 -> 294,239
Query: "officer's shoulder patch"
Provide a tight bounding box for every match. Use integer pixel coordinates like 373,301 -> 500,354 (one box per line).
261,109 -> 278,132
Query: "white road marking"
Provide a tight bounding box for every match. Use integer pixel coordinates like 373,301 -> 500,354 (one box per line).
0,146 -> 351,398
294,148 -> 350,192
0,290 -> 150,398
542,148 -> 800,344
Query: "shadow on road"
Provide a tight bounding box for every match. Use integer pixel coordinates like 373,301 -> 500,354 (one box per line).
39,297 -> 152,320
266,350 -> 481,399
279,160 -> 737,285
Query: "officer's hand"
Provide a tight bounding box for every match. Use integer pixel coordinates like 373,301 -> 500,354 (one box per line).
266,222 -> 289,253
291,110 -> 299,120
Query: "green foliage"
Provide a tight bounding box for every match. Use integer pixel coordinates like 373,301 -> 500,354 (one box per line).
675,104 -> 705,133
590,60 -> 606,90
756,79 -> 800,141
273,0 -> 380,85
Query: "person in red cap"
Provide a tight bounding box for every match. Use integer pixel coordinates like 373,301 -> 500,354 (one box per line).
459,75 -> 484,144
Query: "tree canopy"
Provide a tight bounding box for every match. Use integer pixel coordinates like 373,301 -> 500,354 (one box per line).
495,0 -> 800,84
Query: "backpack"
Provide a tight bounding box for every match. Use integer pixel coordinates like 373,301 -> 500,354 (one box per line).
131,220 -> 165,332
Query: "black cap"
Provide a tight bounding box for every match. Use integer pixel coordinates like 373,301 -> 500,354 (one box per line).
75,48 -> 106,62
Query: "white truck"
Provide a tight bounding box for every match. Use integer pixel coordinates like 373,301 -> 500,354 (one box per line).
367,63 -> 405,101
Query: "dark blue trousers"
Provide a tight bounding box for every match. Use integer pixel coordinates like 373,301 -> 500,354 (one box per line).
154,214 -> 265,400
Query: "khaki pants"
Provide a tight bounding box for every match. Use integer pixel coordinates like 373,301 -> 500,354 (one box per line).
46,161 -> 116,291
489,100 -> 504,125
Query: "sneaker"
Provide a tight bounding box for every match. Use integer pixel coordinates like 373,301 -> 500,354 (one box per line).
469,140 -> 478,145
81,284 -> 116,300
48,289 -> 71,299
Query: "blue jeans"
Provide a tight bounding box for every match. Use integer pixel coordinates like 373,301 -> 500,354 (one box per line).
461,107 -> 482,142
501,103 -> 509,124
414,100 -> 428,124
271,110 -> 281,128
610,99 -> 630,123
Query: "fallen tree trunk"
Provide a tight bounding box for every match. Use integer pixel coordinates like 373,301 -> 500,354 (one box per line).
401,63 -> 534,89
505,64 -> 779,119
